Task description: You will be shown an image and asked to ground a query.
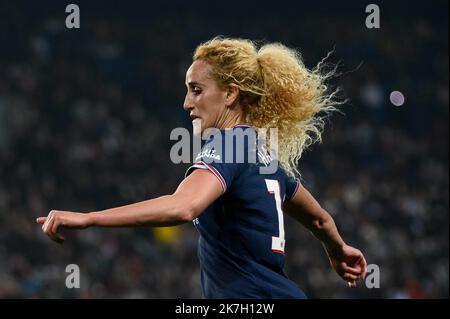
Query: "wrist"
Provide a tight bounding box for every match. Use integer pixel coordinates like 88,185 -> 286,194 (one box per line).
85,211 -> 98,227
324,241 -> 346,258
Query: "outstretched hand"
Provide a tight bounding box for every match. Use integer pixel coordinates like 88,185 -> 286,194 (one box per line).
36,210 -> 91,244
327,244 -> 367,288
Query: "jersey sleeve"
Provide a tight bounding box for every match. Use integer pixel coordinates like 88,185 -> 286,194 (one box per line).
285,176 -> 301,201
185,131 -> 240,193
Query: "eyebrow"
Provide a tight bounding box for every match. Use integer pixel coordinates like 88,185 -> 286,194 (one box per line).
186,81 -> 205,87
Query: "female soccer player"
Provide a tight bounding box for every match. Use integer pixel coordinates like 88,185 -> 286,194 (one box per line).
36,37 -> 367,298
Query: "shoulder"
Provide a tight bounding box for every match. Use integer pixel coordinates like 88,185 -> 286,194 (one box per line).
199,125 -> 257,161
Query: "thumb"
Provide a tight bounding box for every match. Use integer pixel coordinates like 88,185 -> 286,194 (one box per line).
36,217 -> 46,224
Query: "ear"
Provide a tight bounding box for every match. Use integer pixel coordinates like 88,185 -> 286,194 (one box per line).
225,83 -> 240,107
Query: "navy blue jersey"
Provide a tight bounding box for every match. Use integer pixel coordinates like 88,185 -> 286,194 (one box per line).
185,124 -> 306,299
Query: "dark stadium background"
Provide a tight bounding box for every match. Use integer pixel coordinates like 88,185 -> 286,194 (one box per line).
0,0 -> 448,298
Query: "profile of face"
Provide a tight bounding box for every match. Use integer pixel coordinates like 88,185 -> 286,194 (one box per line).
184,60 -> 230,135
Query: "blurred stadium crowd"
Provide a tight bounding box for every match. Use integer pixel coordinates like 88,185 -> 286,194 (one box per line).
0,2 -> 448,298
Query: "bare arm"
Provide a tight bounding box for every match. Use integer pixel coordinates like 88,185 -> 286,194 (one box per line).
89,169 -> 222,227
284,185 -> 345,254
284,185 -> 367,287
36,169 -> 223,243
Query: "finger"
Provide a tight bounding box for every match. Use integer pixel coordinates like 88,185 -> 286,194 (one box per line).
42,211 -> 55,230
51,216 -> 60,235
347,254 -> 366,271
43,214 -> 54,232
343,273 -> 359,281
345,265 -> 363,276
51,218 -> 65,243
43,215 -> 55,239
348,256 -> 367,279
44,215 -> 60,242
54,235 -> 65,243
36,217 -> 46,224
360,256 -> 368,279
347,281 -> 356,288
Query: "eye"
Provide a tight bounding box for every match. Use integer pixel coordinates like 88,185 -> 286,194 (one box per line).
191,86 -> 202,95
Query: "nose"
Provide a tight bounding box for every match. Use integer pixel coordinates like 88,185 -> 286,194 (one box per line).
183,94 -> 194,112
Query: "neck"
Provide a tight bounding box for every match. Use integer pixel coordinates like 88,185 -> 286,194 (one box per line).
215,107 -> 247,130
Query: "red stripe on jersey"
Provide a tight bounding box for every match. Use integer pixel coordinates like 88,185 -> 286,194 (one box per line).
290,179 -> 301,200
233,123 -> 253,128
200,161 -> 227,193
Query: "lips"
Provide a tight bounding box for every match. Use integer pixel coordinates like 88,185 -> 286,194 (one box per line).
191,117 -> 202,135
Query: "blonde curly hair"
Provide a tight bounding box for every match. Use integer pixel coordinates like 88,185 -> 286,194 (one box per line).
193,36 -> 342,178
